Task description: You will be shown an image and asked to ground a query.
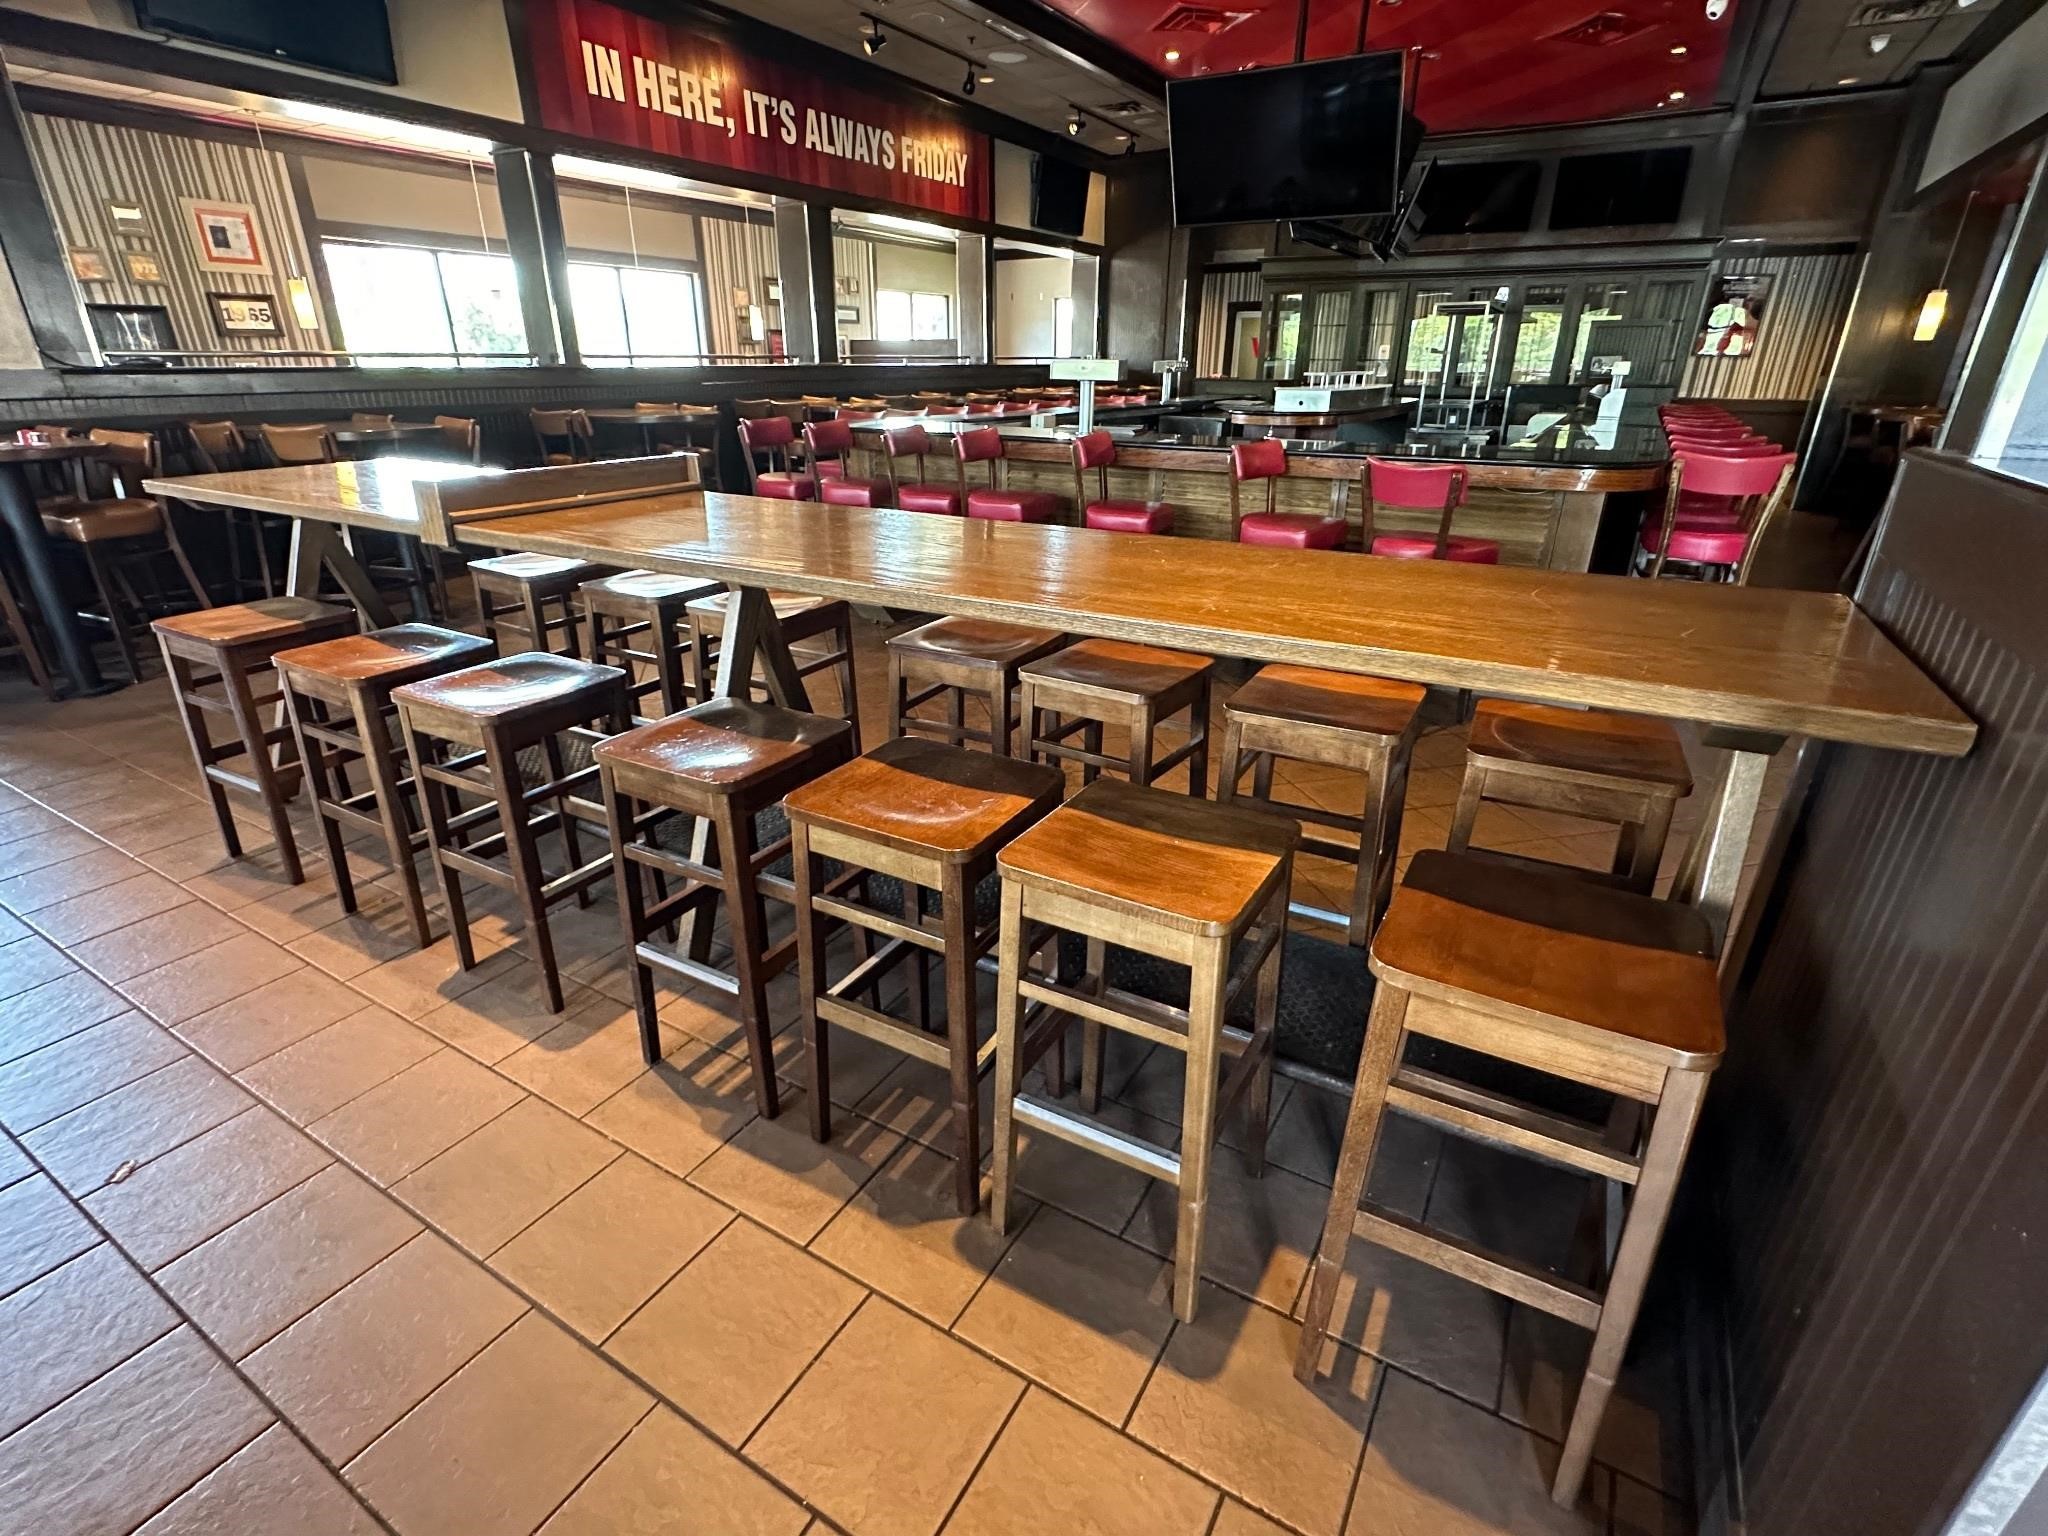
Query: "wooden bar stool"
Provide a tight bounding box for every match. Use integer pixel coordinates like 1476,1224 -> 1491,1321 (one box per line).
787,737 -> 1065,1214
1293,850 -> 1722,1505
1217,665 -> 1425,945
275,624 -> 494,948
1449,699 -> 1693,893
989,779 -> 1297,1319
154,598 -> 359,884
1018,638 -> 1213,794
887,617 -> 1066,756
596,699 -> 856,1115
579,570 -> 723,723
471,552 -> 603,659
392,653 -> 631,1012
687,592 -> 862,750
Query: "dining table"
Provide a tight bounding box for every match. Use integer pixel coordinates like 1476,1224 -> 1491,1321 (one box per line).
585,408 -> 722,461
0,439 -> 115,694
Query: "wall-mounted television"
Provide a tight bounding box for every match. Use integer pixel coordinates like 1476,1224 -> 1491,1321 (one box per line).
1031,155 -> 1090,238
133,0 -> 398,85
1550,147 -> 1691,230
1167,52 -> 1410,227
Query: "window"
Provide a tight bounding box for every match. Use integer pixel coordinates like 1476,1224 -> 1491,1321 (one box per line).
1509,285 -> 1569,384
875,289 -> 952,342
322,240 -> 527,366
1051,296 -> 1073,358
568,261 -> 708,364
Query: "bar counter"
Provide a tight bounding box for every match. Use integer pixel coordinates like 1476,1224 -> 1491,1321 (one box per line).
847,416 -> 1669,571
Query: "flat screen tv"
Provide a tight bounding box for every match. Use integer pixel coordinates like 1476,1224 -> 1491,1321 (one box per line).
1031,155 -> 1091,238
133,0 -> 398,84
1167,52 -> 1408,227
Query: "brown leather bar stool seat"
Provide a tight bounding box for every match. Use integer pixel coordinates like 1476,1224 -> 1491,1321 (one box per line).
887,617 -> 1067,756
1218,665 -> 1425,945
686,591 -> 862,750
1294,850 -> 1723,1506
153,597 -> 359,885
1450,699 -> 1693,893
275,625 -> 495,949
392,653 -> 631,1011
597,699 -> 857,1116
579,570 -> 724,723
471,552 -> 604,659
1018,637 -> 1213,793
788,738 -> 1065,1214
989,778 -> 1297,1320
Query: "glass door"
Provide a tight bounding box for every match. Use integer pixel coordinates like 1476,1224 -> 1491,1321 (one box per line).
1266,291 -> 1306,379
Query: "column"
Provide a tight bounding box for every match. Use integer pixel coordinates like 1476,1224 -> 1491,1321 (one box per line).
955,232 -> 989,363
0,61 -> 93,364
493,146 -> 577,366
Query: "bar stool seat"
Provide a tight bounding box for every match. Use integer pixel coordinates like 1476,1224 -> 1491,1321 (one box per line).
1238,512 -> 1347,549
990,778 -> 1297,1319
889,617 -> 1067,756
1294,849 -> 1721,1505
1370,533 -> 1500,564
1451,699 -> 1692,893
580,570 -> 723,722
471,552 -> 603,659
1019,637 -> 1214,792
967,488 -> 1060,523
397,651 -> 613,718
788,737 -> 1066,1213
1084,498 -> 1174,534
686,591 -> 862,749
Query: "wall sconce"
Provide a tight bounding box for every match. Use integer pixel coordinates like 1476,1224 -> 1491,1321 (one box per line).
1915,189 -> 1975,343
287,276 -> 320,331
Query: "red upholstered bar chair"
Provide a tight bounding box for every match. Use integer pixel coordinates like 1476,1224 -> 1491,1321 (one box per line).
1071,430 -> 1172,534
802,420 -> 888,507
954,426 -> 1061,523
1363,459 -> 1500,564
1638,447 -> 1796,583
879,425 -> 964,515
737,416 -> 816,500
1230,439 -> 1346,549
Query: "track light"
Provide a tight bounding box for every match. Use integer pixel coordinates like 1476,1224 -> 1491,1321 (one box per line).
962,64 -> 976,95
1123,135 -> 1136,156
862,20 -> 886,55
1067,108 -> 1082,136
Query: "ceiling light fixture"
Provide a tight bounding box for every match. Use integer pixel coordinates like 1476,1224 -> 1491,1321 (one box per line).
1164,47 -> 1181,62
1670,44 -> 1688,55
1668,89 -> 1687,101
862,19 -> 886,54
1916,190 -> 1976,341
1067,108 -> 1082,135
1868,31 -> 1892,52
978,72 -> 994,83
962,64 -> 976,94
1838,75 -> 1859,84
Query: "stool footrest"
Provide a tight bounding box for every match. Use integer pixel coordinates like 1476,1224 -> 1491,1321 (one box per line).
1350,1202 -> 1604,1329
812,890 -> 948,954
1021,973 -> 1190,1051
1014,1094 -> 1179,1184
1385,1067 -> 1642,1185
817,992 -> 955,1068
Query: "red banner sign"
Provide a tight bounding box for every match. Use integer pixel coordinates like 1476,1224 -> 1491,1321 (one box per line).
523,0 -> 991,221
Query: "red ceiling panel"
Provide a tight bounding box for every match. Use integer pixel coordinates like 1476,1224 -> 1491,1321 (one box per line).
1041,0 -> 1740,134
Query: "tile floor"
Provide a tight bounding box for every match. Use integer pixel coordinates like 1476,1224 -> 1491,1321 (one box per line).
0,612 -> 1784,1536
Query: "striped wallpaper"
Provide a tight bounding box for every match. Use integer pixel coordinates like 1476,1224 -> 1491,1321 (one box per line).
26,112 -> 322,365
1681,250 -> 1862,401
1195,267 -> 1262,377
698,213 -> 779,361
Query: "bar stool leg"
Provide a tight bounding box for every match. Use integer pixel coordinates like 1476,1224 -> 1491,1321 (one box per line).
542,734 -> 592,909
903,882 -> 930,1032
1172,941 -> 1230,1323
831,610 -> 861,752
989,881 -> 1025,1236
599,776 -> 660,1062
405,726 -> 477,970
716,797 -> 781,1120
1127,702 -> 1155,787
654,612 -> 689,716
792,820 -> 834,1140
358,698 -> 433,950
166,652 -> 242,860
887,650 -> 908,742
283,688 -> 354,910
1447,765 -> 1485,854
1188,675 -> 1213,796
1350,748 -> 1394,946
1294,984 -> 1411,1381
222,657 -> 304,884
1078,937 -> 1108,1113
986,674 -> 1009,756
487,734 -> 565,1011
941,862 -> 981,1215
1216,716 -> 1246,806
1244,885 -> 1286,1174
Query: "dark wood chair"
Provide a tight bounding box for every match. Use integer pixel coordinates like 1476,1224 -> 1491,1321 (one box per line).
530,408 -> 595,466
1017,637 -> 1213,794
258,423 -> 337,466
184,419 -> 274,601
434,415 -> 483,464
887,617 -> 1066,756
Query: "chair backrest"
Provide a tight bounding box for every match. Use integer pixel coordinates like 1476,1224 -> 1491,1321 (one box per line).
260,423 -> 335,466
804,419 -> 856,459
1367,457 -> 1468,556
925,403 -> 968,417
434,414 -> 482,463
85,427 -> 156,495
800,395 -> 839,410
834,408 -> 877,422
1229,438 -> 1287,523
1668,435 -> 1773,456
954,426 -> 1004,464
1653,448 -> 1798,584
634,401 -> 680,413
1073,429 -> 1116,506
883,424 -> 933,460
184,419 -> 246,473
529,409 -> 592,460
740,414 -> 797,451
966,401 -> 1002,415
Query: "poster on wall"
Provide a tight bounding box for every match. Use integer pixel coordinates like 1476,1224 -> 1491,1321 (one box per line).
522,0 -> 991,221
124,251 -> 165,285
1695,275 -> 1771,359
209,292 -> 282,336
181,200 -> 270,274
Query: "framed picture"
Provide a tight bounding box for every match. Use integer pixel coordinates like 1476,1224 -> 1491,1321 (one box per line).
1696,274 -> 1772,359
835,305 -> 860,324
181,199 -> 269,274
103,198 -> 151,236
67,247 -> 110,282
124,250 -> 165,285
209,292 -> 282,336
85,304 -> 176,358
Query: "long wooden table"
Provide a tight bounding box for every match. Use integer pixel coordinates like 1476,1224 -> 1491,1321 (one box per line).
146,460 -> 1975,954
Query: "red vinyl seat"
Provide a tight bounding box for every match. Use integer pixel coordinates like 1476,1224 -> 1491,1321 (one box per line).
738,415 -> 816,501
1638,522 -> 1750,565
956,426 -> 1060,523
1365,458 -> 1500,564
1072,430 -> 1174,535
880,425 -> 964,514
801,419 -> 885,506
1370,533 -> 1501,563
1638,447 -> 1798,582
1230,439 -> 1345,549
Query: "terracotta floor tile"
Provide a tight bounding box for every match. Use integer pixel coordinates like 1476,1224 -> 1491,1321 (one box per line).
1499,1304 -> 1690,1498
346,1311 -> 650,1536
1124,1147 -> 1333,1314
1007,1101 -> 1165,1235
583,1042 -> 762,1175
69,901 -> 247,984
0,1009 -> 185,1133
1325,1232 -> 1510,1410
1602,1473 -> 1688,1536
141,827 -> 275,886
0,1327 -> 272,1536
32,869 -> 192,945
0,1174 -> 99,1298
0,824 -> 102,881
1211,1501 -> 1295,1536
0,801 -> 71,845
178,840 -> 321,913
156,1163 -> 423,1360
852,1054 -> 997,1150
0,1132 -> 29,1189
123,931 -> 307,1027
953,1208 -> 1175,1424
689,1088 -> 902,1244
236,1005 -> 440,1124
132,1422 -> 383,1536
415,956 -> 600,1063
493,1152 -> 731,1340
103,806 -> 227,856
499,997 -> 683,1115
341,927 -> 512,1018
242,1231 -> 527,1463
946,1387 -> 1219,1536
237,871 -> 375,947
1347,1368 -> 1599,1534
393,1094 -> 620,1256
608,1215 -> 865,1444
0,1242 -> 179,1437
1263,1089 -> 1443,1218
84,1104 -> 332,1270
25,1055 -> 253,1195
809,1138 -> 1023,1325
306,1047 -> 525,1183
177,967 -> 369,1072
0,845 -> 144,913
0,932 -> 75,998
748,1297 -> 1024,1536
538,1406 -> 809,1536
0,967 -> 132,1065
1127,1287 -> 1377,1536
283,883 -> 441,978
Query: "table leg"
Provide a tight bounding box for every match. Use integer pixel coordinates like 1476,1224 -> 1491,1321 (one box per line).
284,520 -> 397,628
1670,731 -> 1781,960
0,461 -> 109,695
709,586 -> 813,710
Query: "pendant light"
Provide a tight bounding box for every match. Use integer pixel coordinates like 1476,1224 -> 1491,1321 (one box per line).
1915,191 -> 1975,343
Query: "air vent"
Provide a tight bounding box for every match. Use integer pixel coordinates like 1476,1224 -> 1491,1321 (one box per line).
1544,12 -> 1653,46
1850,0 -> 1944,22
1154,5 -> 1254,35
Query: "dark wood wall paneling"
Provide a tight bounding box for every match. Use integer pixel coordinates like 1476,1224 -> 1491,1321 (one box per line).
1696,450 -> 2044,1536
1101,155 -> 1174,372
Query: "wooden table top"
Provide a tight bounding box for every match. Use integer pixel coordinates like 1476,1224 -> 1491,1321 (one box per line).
0,440 -> 110,465
144,458 -> 497,534
326,422 -> 443,444
586,409 -> 720,425
450,489 -> 1973,755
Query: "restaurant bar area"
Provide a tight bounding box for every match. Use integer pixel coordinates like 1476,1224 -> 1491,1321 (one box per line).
0,0 -> 2043,1533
